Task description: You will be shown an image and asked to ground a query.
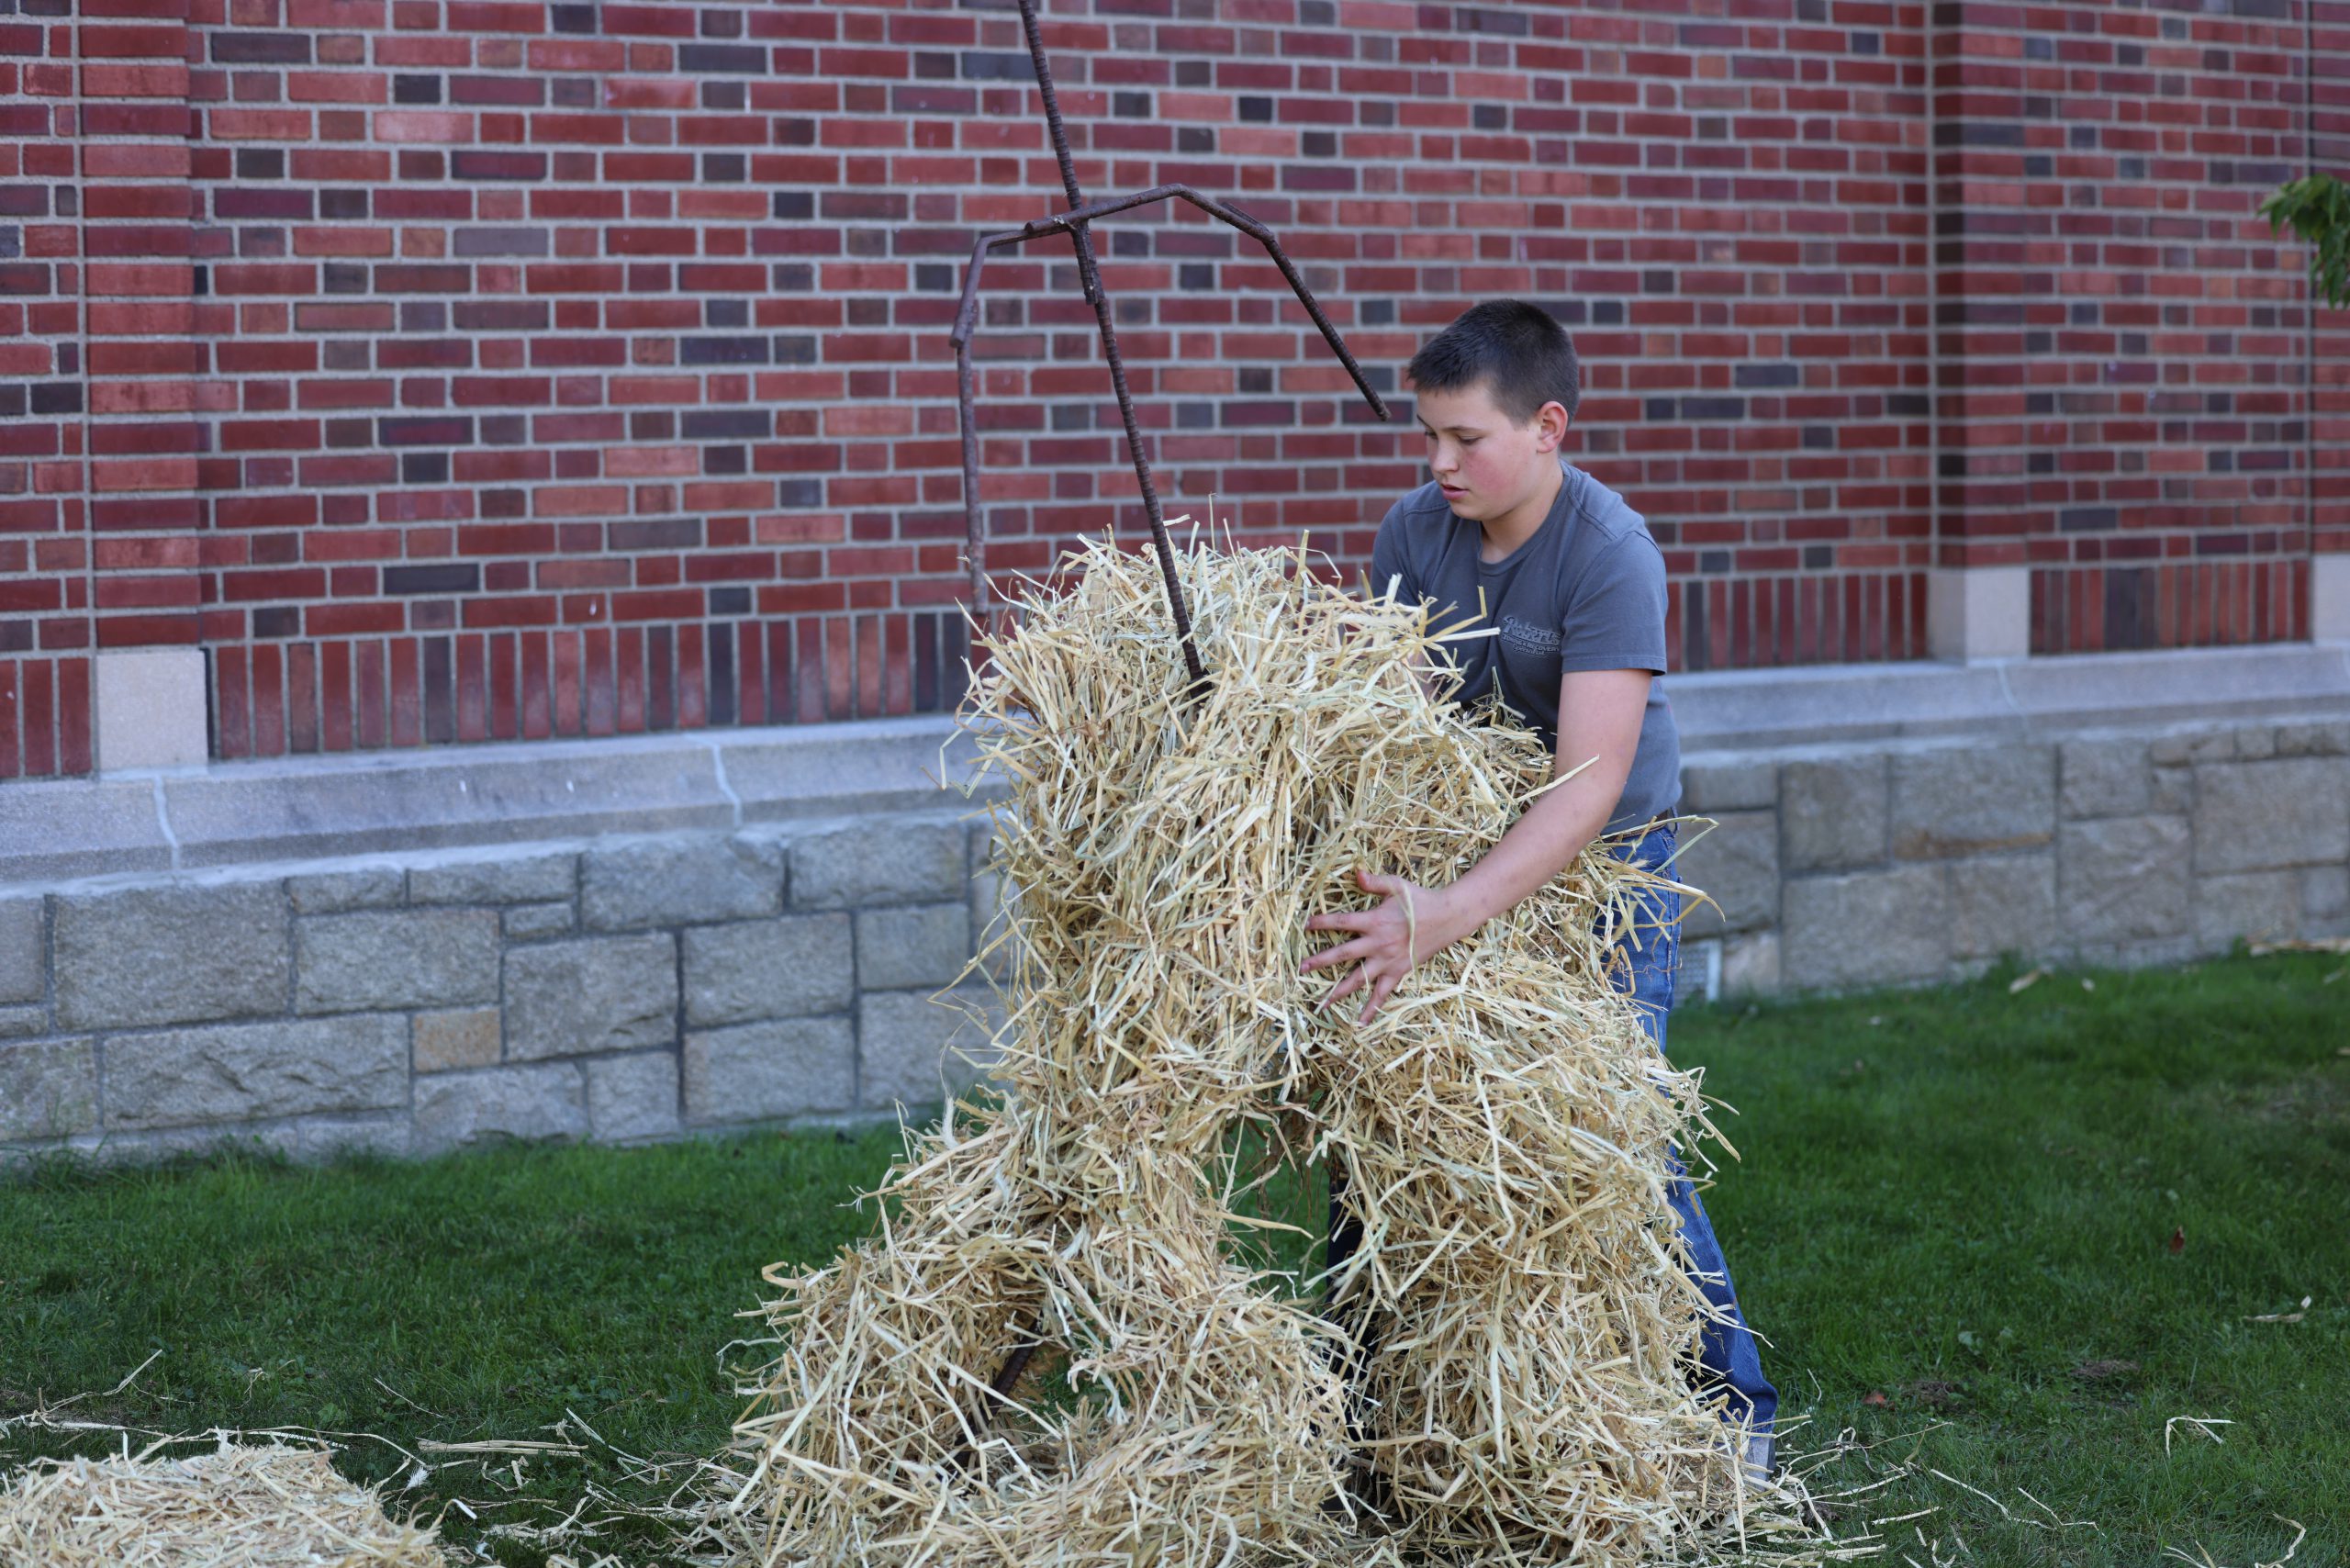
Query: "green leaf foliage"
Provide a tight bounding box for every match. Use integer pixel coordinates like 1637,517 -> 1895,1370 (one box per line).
2260,172 -> 2350,308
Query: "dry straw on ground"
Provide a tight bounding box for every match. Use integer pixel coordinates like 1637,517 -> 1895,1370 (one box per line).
0,1437 -> 445,1567
711,533 -> 1856,1567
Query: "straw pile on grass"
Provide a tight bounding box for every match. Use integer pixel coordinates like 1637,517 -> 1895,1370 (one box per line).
0,1438 -> 445,1566
714,534 -> 1818,1566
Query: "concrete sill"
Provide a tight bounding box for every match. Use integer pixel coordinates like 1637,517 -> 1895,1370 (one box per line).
2,716 -> 999,890
7,643 -> 2346,890
1671,642 -> 2350,753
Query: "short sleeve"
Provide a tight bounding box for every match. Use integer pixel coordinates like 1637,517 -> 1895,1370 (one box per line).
1557,534 -> 1670,676
1368,498 -> 1418,606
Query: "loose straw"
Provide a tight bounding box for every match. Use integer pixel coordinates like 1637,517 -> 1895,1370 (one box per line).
0,1439 -> 447,1567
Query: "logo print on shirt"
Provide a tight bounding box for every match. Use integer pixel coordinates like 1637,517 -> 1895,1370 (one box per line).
1498,614 -> 1561,655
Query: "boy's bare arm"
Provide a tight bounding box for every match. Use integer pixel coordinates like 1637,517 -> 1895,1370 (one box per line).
1407,643 -> 1436,699
1300,666 -> 1651,1023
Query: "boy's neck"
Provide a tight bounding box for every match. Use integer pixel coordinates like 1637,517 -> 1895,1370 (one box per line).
1476,456 -> 1566,563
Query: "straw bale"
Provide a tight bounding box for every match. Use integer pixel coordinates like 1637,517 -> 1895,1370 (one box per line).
0,1438 -> 446,1566
713,536 -> 1825,1566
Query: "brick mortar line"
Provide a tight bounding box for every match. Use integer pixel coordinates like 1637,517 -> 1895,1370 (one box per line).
1927,0 -> 1945,585
178,37 -> 1982,72
2302,0 -> 2321,621
179,167 -> 1959,187
255,62 -> 2294,91
70,17 -> 94,778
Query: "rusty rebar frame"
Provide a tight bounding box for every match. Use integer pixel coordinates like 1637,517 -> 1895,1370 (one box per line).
953,0 -> 1392,692
937,1 -> 1390,1477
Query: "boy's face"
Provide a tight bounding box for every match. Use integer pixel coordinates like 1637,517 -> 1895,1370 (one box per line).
1414,379 -> 1571,523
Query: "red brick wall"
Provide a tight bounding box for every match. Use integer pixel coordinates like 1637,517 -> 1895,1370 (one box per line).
0,0 -> 2343,780
2313,1 -> 2350,567
0,0 -> 95,778
1934,0 -> 2345,653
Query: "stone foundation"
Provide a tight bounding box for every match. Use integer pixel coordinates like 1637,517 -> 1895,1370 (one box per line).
4,645 -> 2345,1165
1672,716 -> 2350,1003
0,815 -> 1008,1164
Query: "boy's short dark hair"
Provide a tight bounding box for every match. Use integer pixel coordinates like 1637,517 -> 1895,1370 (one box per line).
1404,299 -> 1580,423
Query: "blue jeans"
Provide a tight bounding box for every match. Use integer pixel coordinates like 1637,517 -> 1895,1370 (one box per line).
1615,823 -> 1778,1439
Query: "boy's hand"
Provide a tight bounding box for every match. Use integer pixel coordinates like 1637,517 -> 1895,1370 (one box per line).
1299,869 -> 1474,1024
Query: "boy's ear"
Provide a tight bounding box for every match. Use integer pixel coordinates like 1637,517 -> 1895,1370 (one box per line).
1536,399 -> 1572,450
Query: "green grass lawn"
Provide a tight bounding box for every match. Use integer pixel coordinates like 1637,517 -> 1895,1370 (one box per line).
3,951 -> 2344,1565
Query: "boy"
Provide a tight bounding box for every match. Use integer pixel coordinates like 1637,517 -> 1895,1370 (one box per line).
1297,299 -> 1778,1483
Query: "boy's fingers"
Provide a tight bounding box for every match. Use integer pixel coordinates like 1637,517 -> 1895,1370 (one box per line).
1300,936 -> 1372,975
1357,972 -> 1397,1025
1324,966 -> 1366,1008
1304,910 -> 1371,934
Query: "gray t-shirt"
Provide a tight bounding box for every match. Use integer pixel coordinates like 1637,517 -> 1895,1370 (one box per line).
1369,458 -> 1681,832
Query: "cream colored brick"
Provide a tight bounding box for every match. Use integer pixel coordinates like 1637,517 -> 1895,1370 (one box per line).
414,1007 -> 501,1073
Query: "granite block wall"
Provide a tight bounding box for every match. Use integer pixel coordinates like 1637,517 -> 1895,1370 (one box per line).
1672,717 -> 2350,1002
0,809 -> 1007,1164
5,713 -> 2346,1165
